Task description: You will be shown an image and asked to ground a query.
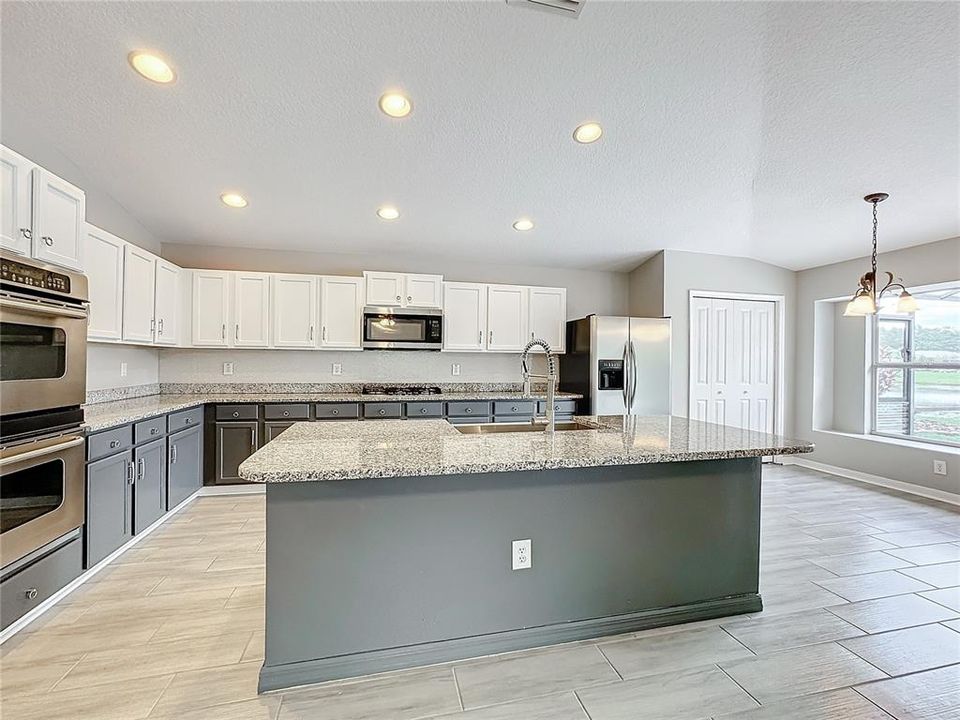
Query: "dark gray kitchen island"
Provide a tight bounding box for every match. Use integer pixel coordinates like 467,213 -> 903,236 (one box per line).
239,415 -> 813,692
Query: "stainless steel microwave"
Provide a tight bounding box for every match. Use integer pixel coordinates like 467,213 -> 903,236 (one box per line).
362,307 -> 442,350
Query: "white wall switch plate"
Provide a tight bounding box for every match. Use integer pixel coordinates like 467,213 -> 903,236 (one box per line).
223,362 -> 234,376
120,362 -> 127,378
512,539 -> 532,570
452,363 -> 461,377
332,363 -> 342,376
933,460 -> 948,476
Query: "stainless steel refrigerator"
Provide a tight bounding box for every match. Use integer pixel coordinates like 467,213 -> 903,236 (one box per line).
560,316 -> 671,416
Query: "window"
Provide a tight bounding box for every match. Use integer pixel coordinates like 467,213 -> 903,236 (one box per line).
872,285 -> 960,446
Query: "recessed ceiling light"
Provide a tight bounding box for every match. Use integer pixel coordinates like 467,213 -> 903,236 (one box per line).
379,92 -> 412,118
128,51 -> 176,84
513,218 -> 534,231
573,122 -> 603,144
220,192 -> 248,208
377,206 -> 400,220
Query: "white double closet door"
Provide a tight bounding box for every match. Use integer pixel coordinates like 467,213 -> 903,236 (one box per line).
690,297 -> 776,432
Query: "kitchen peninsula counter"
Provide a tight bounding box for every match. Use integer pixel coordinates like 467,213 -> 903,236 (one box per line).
245,415 -> 812,693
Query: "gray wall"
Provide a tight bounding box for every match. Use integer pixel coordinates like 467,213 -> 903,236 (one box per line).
162,243 -> 629,320
795,237 -> 960,495
627,251 -> 665,317
87,344 -> 160,392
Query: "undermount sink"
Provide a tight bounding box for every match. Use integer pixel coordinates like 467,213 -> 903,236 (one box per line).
454,421 -> 595,434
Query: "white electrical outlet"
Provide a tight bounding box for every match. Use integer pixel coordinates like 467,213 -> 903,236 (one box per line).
223,362 -> 234,376
452,363 -> 461,377
512,539 -> 532,570
332,363 -> 343,376
120,362 -> 127,378
933,460 -> 948,476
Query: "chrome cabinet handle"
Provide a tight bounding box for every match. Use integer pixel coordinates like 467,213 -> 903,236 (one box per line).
465,407 -> 472,413
170,443 -> 177,464
378,409 -> 386,415
150,427 -> 158,435
25,588 -> 38,600
420,408 -> 427,414
310,326 -> 314,341
42,236 -> 53,247
488,330 -> 493,344
110,440 -> 120,449
332,408 -> 339,415
136,457 -> 144,480
232,411 -> 240,418
511,406 -> 518,412
283,411 -> 289,417
396,295 -> 401,301
20,228 -> 31,239
158,319 -> 163,336
407,296 -> 411,302
235,324 -> 239,341
151,318 -> 156,333
126,461 -> 135,485
478,330 -> 482,344
221,324 -> 226,340
322,326 -> 326,341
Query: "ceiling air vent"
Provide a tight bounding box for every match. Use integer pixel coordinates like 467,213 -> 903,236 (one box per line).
506,0 -> 584,19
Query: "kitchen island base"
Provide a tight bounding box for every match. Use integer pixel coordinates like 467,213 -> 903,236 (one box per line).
259,457 -> 762,692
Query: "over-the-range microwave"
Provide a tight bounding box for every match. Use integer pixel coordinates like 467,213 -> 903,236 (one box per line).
361,307 -> 442,350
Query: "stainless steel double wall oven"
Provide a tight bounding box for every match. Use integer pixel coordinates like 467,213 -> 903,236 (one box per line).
0,252 -> 88,592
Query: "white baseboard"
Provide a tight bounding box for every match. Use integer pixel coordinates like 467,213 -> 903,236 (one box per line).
199,484 -> 265,496
782,456 -> 960,507
0,489 -> 201,645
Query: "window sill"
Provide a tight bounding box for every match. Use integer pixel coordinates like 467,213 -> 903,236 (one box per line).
813,428 -> 960,455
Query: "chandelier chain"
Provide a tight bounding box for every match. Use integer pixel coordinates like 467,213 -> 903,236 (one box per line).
871,198 -> 879,276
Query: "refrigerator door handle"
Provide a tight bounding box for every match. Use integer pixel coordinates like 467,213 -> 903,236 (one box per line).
621,342 -> 630,411
629,340 -> 639,411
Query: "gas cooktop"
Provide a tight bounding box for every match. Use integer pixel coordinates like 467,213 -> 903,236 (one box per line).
361,385 -> 442,396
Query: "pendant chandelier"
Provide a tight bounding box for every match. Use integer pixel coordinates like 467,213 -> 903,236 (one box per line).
844,193 -> 918,317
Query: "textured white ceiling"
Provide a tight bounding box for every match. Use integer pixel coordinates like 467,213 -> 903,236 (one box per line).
2,1 -> 957,271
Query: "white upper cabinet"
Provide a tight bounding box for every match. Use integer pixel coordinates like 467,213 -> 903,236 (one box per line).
364,271 -> 405,306
486,285 -> 529,352
528,286 -> 567,353
192,270 -> 231,346
404,274 -> 443,308
442,282 -> 487,351
363,271 -> 443,309
85,225 -> 125,341
321,276 -> 364,348
0,147 -> 34,256
121,244 -> 156,343
233,272 -> 271,347
31,168 -> 85,271
153,260 -> 180,346
272,274 -> 318,348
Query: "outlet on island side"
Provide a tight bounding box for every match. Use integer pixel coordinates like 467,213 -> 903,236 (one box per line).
120,362 -> 127,378
933,460 -> 948,476
332,363 -> 342,376
223,362 -> 234,376
512,539 -> 532,570
451,363 -> 461,377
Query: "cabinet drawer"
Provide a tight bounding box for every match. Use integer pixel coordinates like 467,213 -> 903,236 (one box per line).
405,402 -> 444,418
87,425 -> 132,462
1,537 -> 82,630
134,416 -> 166,444
167,407 -> 203,432
264,404 -> 310,420
538,399 -> 578,415
363,403 -> 402,419
216,405 -> 259,421
494,400 -> 536,416
315,403 -> 359,419
446,401 -> 491,418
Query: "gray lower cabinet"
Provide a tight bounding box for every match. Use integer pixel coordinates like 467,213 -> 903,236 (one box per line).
1,536 -> 82,630
168,425 -> 202,509
133,438 -> 167,534
215,421 -> 259,484
265,421 -> 294,443
86,452 -> 134,567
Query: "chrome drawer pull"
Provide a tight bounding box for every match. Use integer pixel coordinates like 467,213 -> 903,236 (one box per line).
25,588 -> 38,600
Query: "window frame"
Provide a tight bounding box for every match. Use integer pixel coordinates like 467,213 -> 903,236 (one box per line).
870,296 -> 960,449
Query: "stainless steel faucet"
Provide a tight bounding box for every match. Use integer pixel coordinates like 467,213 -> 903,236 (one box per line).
521,338 -> 557,432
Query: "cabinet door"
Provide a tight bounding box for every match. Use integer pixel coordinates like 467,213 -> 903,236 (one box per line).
321,276 -> 364,348
153,260 -> 180,346
121,244 -> 157,343
167,425 -> 202,509
192,270 -> 230,346
85,225 -> 125,341
264,421 -> 294,443
215,422 -> 259,484
443,282 -> 487,351
233,272 -> 270,347
86,453 -> 133,567
404,274 -> 443,308
133,438 -> 166,533
0,146 -> 33,256
528,287 -> 567,353
363,271 -> 404,306
31,168 -> 85,271
486,285 -> 529,352
272,274 -> 317,348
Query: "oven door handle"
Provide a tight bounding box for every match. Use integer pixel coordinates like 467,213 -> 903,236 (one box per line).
0,436 -> 85,468
0,296 -> 88,320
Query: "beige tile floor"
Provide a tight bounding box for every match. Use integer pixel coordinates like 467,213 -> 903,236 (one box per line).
1,464 -> 959,719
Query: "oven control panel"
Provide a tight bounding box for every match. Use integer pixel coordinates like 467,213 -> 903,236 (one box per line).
1,259 -> 71,293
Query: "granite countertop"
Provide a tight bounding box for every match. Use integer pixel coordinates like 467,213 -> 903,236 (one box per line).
82,391 -> 582,432
238,415 -> 815,483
